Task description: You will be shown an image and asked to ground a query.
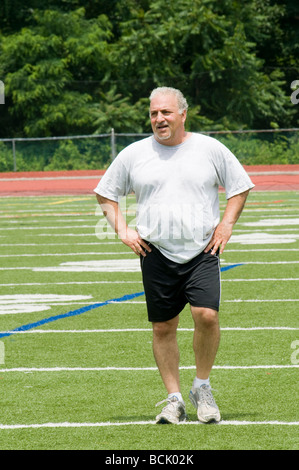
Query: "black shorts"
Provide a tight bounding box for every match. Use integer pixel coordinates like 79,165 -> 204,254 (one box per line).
140,243 -> 221,322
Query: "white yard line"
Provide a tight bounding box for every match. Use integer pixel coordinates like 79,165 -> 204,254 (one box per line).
0,327 -> 297,334
0,300 -> 298,315
232,228 -> 299,231
0,225 -> 96,230
222,278 -> 299,281
0,420 -> 298,430
0,242 -> 122,246
0,281 -> 143,286
1,228 -> 299,237
0,242 -> 298,250
1,250 -> 299,257
0,300 -> 298,312
223,299 -> 299,302
0,278 -> 298,287
0,365 -> 298,372
1,261 -> 299,271
0,252 -> 134,258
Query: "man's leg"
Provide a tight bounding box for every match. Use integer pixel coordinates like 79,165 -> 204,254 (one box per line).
190,306 -> 220,378
152,315 -> 181,394
152,315 -> 187,424
189,306 -> 221,423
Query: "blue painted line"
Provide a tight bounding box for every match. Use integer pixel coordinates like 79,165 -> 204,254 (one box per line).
220,263 -> 244,272
0,264 -> 244,339
0,291 -> 145,339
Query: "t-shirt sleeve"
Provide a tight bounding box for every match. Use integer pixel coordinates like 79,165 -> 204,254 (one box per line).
215,143 -> 255,199
94,153 -> 133,202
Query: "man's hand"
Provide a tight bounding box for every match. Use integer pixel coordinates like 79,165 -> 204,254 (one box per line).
96,195 -> 152,257
120,227 -> 152,257
204,190 -> 249,255
204,221 -> 233,255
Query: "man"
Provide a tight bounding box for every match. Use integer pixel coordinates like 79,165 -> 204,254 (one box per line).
94,87 -> 254,424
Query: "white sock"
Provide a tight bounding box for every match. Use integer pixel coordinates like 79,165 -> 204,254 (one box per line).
168,392 -> 184,403
193,377 -> 210,389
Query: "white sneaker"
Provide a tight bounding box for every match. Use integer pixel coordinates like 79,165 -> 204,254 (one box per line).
155,396 -> 187,424
189,384 -> 221,423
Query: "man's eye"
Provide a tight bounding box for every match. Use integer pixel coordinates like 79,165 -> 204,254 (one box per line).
150,110 -> 172,117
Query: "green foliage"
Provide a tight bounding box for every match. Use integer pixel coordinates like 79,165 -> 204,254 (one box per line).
1,8 -> 113,136
91,87 -> 149,133
5,131 -> 298,172
0,0 -> 298,168
10,137 -> 112,171
43,138 -> 112,170
113,0 -> 293,129
0,142 -> 13,171
216,132 -> 299,165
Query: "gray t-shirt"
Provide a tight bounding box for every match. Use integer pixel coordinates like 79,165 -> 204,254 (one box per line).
94,133 -> 254,263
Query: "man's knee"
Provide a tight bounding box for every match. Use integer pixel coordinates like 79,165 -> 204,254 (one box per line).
152,316 -> 179,338
191,307 -> 219,329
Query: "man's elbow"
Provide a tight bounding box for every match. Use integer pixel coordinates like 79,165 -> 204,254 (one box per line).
232,189 -> 250,201
241,189 -> 250,199
96,193 -> 108,205
95,194 -> 118,218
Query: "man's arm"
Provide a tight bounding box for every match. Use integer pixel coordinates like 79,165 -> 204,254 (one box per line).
96,194 -> 151,257
204,189 -> 250,255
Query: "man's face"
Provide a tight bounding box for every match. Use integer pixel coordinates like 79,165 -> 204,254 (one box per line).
150,93 -> 186,146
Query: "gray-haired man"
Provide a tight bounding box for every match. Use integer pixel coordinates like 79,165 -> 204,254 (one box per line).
95,87 -> 254,424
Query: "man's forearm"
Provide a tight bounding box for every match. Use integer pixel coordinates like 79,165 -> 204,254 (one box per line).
205,189 -> 250,254
221,189 -> 249,227
96,194 -> 128,238
96,194 -> 151,257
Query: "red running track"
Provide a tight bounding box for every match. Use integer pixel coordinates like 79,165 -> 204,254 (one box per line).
0,165 -> 299,196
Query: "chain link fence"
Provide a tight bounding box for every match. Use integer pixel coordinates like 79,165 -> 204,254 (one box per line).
0,128 -> 298,172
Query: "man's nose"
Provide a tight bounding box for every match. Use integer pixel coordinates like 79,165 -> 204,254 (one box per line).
155,111 -> 165,121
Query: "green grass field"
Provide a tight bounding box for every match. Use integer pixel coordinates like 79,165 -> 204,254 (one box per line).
0,191 -> 298,450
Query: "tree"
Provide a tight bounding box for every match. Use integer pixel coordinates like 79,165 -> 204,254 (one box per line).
91,87 -> 148,133
0,8 -> 114,136
113,0 -> 291,129
0,0 -> 297,138
269,0 -> 299,125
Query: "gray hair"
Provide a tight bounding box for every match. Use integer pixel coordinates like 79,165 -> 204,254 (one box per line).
149,87 -> 188,114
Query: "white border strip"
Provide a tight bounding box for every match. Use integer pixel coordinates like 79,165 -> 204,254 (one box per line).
0,420 -> 298,430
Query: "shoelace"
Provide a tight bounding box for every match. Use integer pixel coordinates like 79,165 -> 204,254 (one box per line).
198,386 -> 217,407
155,397 -> 179,408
